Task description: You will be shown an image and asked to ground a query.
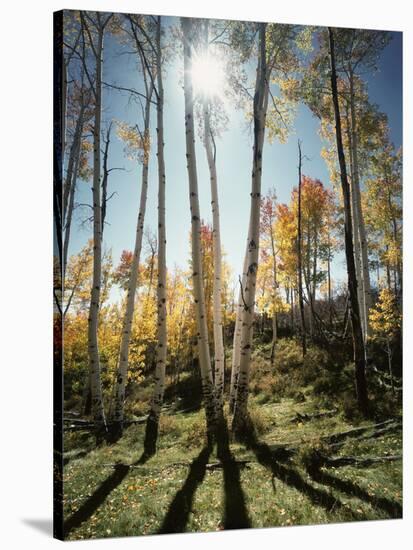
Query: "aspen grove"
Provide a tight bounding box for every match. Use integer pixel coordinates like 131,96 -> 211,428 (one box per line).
56,11 -> 402,539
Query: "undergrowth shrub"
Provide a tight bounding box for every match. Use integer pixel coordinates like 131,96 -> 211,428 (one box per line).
159,415 -> 183,438
248,406 -> 272,435
181,416 -> 206,449
341,390 -> 363,422
298,440 -> 331,471
250,338 -> 334,401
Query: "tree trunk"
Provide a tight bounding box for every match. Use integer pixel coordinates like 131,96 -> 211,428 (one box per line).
62,55 -> 67,156
327,239 -> 333,326
101,122 -> 113,235
182,17 -> 217,444
270,313 -> 277,363
385,170 -> 402,298
232,23 -> 269,434
203,97 -> 225,409
385,248 -> 391,290
305,222 -> 314,339
111,83 -> 153,430
303,259 -> 313,339
145,17 -> 168,454
63,102 -> 84,280
63,98 -> 85,237
297,141 -> 307,356
328,28 -> 368,416
349,70 -> 372,340
312,230 -> 318,305
87,23 -> 106,428
268,199 -> 278,364
386,338 -> 395,397
345,111 -> 366,340
229,242 -> 249,413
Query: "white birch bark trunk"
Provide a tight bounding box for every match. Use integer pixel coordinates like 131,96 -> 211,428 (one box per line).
347,116 -> 366,340
182,17 -> 217,442
297,141 -> 307,356
349,71 -> 371,340
229,243 -> 249,412
63,100 -> 85,280
63,101 -> 84,230
232,23 -> 269,432
62,56 -> 67,159
270,214 -> 278,362
112,85 -> 153,426
87,22 -> 106,427
148,17 -> 168,432
203,99 -> 225,410
271,312 -> 277,357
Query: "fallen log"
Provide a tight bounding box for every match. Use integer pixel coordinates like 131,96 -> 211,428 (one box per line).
64,417 -> 149,432
64,410 -> 81,418
63,417 -> 91,425
320,454 -> 402,468
291,409 -> 338,423
369,365 -> 402,384
265,419 -> 401,454
98,459 -> 254,471
329,423 -> 402,450
320,419 -> 401,445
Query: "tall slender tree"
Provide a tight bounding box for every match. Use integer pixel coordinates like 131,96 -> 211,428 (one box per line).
297,140 -> 307,356
111,78 -> 154,432
260,190 -> 280,363
232,23 -> 269,434
229,240 -> 249,412
182,17 -> 217,444
200,21 -> 225,411
79,11 -> 113,429
62,80 -> 88,280
328,27 -> 368,415
145,16 -> 168,454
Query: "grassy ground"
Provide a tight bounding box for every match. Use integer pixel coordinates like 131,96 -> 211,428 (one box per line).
63,380 -> 402,540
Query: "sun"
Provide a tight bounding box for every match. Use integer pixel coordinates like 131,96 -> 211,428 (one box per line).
190,52 -> 225,98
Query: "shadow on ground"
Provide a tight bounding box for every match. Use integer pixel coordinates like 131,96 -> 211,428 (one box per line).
159,418 -> 251,533
63,449 -> 152,538
217,420 -> 251,530
241,426 -> 356,519
308,467 -> 402,517
158,447 -> 211,533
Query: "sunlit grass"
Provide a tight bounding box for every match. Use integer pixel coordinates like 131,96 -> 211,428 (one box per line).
63,383 -> 402,540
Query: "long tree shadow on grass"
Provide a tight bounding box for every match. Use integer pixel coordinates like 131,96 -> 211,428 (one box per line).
217,420 -> 251,530
241,426 -> 355,519
308,467 -> 402,517
158,447 -> 211,534
63,451 -> 152,538
63,463 -> 131,538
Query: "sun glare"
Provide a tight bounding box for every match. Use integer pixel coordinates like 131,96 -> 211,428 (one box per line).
190,52 -> 225,98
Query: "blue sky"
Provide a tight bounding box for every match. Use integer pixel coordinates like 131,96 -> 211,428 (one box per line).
69,20 -> 402,300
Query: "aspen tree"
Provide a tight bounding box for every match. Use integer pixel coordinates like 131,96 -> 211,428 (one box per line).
297,141 -> 307,356
328,27 -> 368,415
112,80 -> 154,432
232,23 -> 269,433
200,22 -> 225,411
145,16 -> 168,454
182,17 -> 217,444
80,11 -> 113,429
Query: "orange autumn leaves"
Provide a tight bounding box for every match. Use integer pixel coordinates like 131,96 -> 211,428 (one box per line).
258,177 -> 336,309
